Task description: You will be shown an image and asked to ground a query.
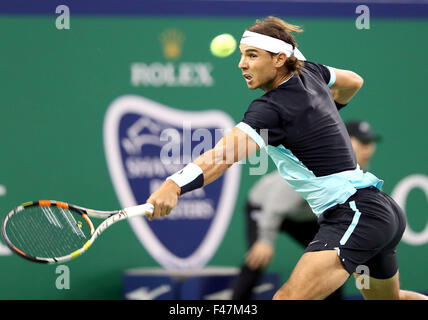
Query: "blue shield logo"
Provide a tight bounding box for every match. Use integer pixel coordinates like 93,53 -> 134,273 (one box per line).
103,95 -> 241,269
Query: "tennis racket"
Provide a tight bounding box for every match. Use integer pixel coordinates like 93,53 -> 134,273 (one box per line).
1,200 -> 154,264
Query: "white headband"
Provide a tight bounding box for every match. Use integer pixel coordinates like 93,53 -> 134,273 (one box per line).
240,30 -> 306,61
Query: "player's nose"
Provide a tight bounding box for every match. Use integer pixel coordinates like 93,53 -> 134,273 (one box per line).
238,56 -> 248,69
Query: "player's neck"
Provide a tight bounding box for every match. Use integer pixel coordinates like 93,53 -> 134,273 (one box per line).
262,71 -> 294,92
277,71 -> 294,87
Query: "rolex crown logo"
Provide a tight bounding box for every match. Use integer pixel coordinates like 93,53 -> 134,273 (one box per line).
159,29 -> 185,60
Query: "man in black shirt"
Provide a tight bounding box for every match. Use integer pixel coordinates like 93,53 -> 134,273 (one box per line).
231,119 -> 381,301
144,16 -> 427,300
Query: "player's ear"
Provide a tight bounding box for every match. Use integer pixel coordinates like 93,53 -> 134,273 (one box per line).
273,52 -> 287,68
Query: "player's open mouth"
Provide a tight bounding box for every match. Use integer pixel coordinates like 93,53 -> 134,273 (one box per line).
243,74 -> 253,83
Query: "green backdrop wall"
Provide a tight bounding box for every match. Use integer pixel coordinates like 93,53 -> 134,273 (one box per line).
0,15 -> 427,299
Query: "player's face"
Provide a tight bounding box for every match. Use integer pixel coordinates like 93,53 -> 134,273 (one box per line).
350,137 -> 376,169
238,44 -> 278,91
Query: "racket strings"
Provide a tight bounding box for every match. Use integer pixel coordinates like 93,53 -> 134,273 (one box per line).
10,209 -> 58,257
6,206 -> 92,259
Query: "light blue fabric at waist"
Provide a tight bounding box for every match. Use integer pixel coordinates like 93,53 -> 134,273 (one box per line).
234,122 -> 384,216
267,145 -> 384,216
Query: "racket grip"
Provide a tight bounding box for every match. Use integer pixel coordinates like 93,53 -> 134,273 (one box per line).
124,203 -> 154,218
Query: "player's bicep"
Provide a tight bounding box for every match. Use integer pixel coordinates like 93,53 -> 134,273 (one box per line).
329,67 -> 364,90
329,67 -> 364,104
196,126 -> 259,168
214,126 -> 260,164
194,127 -> 259,185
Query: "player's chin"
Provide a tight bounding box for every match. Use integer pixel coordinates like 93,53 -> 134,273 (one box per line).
245,81 -> 258,90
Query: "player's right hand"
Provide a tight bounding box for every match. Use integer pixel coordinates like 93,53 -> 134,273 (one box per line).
146,180 -> 181,220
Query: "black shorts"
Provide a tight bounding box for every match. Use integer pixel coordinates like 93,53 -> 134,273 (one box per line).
305,187 -> 406,279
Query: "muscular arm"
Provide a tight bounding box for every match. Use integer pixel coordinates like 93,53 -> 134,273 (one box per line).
195,127 -> 259,185
147,127 -> 259,219
329,68 -> 364,105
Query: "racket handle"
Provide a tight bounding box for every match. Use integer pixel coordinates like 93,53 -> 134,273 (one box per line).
123,203 -> 154,219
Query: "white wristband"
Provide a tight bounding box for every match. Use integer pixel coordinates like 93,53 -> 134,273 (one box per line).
166,163 -> 204,195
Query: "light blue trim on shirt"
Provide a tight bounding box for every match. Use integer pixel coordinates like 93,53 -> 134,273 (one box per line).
339,201 -> 362,245
266,144 -> 383,216
235,122 -> 266,149
326,66 -> 336,87
278,73 -> 295,87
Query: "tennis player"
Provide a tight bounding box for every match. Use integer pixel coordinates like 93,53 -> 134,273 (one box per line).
145,16 -> 428,300
231,119 -> 380,300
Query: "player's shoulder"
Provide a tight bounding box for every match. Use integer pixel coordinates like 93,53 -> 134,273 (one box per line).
301,60 -> 333,85
248,93 -> 281,112
302,60 -> 329,74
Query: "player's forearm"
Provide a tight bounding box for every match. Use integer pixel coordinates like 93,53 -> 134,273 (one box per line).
165,144 -> 235,196
194,148 -> 233,185
194,127 -> 255,185
331,85 -> 363,105
158,135 -> 256,217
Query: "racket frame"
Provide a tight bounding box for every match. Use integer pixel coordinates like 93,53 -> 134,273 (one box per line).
1,200 -> 153,264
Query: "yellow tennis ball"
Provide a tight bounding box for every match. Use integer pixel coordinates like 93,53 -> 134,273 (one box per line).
210,34 -> 237,58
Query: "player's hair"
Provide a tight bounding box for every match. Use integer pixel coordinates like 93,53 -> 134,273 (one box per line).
248,16 -> 304,74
